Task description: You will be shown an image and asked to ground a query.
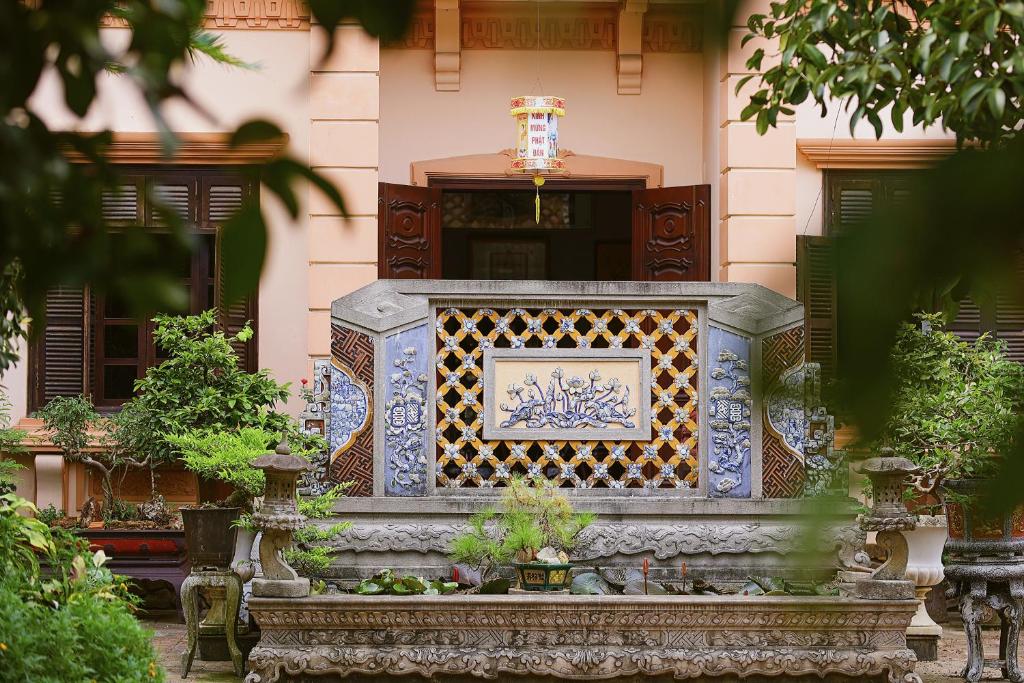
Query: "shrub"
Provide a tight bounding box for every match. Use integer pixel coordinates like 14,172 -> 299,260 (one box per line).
0,494 -> 163,682
166,426 -> 276,510
449,477 -> 595,582
127,310 -> 290,465
878,313 -> 1024,480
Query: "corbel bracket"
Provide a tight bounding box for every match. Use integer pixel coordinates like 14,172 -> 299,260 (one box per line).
435,0 -> 461,91
617,0 -> 648,95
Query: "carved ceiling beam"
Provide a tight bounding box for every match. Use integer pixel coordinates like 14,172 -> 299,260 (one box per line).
435,0 -> 461,91
617,0 -> 648,95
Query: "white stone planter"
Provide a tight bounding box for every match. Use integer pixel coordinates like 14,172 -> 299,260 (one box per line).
903,514 -> 947,637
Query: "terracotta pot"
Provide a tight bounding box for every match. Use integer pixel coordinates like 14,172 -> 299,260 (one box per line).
181,507 -> 240,569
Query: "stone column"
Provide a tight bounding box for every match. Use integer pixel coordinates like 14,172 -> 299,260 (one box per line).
307,26 -> 381,375
718,0 -> 796,297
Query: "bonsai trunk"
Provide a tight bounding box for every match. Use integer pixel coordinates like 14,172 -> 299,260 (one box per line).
82,458 -> 115,512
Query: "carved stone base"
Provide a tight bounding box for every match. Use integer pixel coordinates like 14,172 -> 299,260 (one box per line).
252,577 -> 309,598
245,594 -> 921,683
856,579 -> 916,601
325,498 -> 866,587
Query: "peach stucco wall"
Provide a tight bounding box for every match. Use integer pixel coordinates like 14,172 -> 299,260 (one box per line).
22,28 -> 314,419
379,49 -> 706,187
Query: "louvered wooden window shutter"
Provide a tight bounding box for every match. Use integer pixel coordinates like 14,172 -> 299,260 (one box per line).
824,170 -> 1024,364
30,168 -> 258,410
206,174 -> 258,373
29,286 -> 88,411
797,235 -> 837,377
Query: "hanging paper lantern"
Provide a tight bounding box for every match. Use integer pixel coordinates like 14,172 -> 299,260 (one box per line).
510,96 -> 565,223
510,95 -> 566,174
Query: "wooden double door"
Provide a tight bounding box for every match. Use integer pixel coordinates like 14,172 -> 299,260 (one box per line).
378,180 -> 711,281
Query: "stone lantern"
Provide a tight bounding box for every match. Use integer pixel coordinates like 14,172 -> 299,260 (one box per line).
251,439 -> 312,598
855,448 -> 918,600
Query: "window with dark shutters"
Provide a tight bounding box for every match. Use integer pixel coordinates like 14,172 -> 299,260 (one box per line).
796,235 -> 837,378
29,168 -> 258,412
803,170 -> 1024,375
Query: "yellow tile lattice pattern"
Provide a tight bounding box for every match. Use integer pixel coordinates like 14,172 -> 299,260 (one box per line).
435,308 -> 699,488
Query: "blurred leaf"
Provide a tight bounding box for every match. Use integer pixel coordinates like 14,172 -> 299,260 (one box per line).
231,119 -> 285,146
220,202 -> 266,306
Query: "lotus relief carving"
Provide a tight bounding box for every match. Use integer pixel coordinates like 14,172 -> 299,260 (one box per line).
500,368 -> 636,430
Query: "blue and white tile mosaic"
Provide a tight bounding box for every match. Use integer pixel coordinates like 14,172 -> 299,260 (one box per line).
383,324 -> 430,496
707,326 -> 752,498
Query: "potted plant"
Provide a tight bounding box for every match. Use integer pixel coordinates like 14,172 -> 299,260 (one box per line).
167,426 -> 274,570
864,314 -> 1024,642
450,477 -> 595,592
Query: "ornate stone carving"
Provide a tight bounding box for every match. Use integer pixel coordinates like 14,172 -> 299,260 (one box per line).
436,307 -> 697,489
500,367 -> 637,430
244,594 -> 921,683
383,327 -> 430,496
329,519 -> 862,562
707,327 -> 751,497
329,325 -> 374,495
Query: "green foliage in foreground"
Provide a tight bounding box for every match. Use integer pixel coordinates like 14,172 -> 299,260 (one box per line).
355,569 -> 458,597
740,0 -> 1024,146
0,494 -> 162,682
874,314 -> 1024,480
0,0 -> 415,373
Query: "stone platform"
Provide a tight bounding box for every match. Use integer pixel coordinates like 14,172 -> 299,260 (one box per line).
244,593 -> 921,682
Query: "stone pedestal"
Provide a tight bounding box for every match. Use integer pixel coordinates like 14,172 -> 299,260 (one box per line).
904,516 -> 947,661
945,562 -> 1024,682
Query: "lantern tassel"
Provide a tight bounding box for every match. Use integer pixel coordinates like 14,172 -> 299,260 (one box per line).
533,174 -> 545,225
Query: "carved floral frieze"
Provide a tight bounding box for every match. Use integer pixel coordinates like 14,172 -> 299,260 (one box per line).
244,594 -> 921,683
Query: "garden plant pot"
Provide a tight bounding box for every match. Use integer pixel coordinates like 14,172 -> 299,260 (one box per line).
181,507 -> 240,569
943,479 -> 1024,552
903,514 -> 947,661
514,562 -> 572,591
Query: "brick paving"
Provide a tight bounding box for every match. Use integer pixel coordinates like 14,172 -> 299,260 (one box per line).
143,618 -> 1012,682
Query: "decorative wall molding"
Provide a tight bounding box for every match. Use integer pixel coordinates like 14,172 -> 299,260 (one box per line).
329,519 -> 864,562
797,138 -> 960,169
384,1 -> 701,53
61,132 -> 289,165
101,1 -> 310,29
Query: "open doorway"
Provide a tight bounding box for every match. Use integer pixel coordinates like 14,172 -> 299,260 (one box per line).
440,186 -> 633,281
378,179 -> 710,282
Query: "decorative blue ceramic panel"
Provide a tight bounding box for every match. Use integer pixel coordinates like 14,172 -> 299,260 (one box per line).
383,324 -> 430,496
707,326 -> 752,498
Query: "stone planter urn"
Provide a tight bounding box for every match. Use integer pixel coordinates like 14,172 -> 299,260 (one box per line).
904,514 -> 947,660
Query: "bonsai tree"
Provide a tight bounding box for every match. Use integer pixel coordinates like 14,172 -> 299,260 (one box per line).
450,477 -> 595,583
166,426 -> 276,511
870,313 -> 1024,498
127,310 -> 291,469
38,395 -> 156,515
